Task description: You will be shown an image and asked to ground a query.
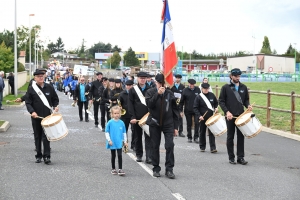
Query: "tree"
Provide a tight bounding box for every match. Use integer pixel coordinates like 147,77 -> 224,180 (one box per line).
272,49 -> 277,55
260,36 -> 272,54
47,42 -> 57,54
123,47 -> 139,66
0,42 -> 14,72
56,37 -> 64,52
111,51 -> 122,68
285,44 -> 294,55
78,39 -> 86,57
111,45 -> 121,52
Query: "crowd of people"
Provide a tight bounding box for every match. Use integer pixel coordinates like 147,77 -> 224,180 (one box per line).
15,66 -> 253,179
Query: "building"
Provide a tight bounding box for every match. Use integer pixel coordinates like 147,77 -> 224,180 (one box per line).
18,51 -> 26,67
51,52 -> 78,59
227,54 -> 295,73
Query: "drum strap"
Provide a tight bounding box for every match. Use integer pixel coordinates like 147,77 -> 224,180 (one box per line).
230,85 -> 243,105
133,85 -> 146,106
32,81 -> 52,111
200,93 -> 214,111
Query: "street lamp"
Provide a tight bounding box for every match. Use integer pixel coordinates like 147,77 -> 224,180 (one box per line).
14,0 -> 18,97
29,14 -> 34,80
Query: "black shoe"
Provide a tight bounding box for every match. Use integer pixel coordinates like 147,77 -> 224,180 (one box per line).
44,157 -> 51,164
145,158 -> 152,164
153,171 -> 161,177
200,149 -> 205,152
0,108 -> 4,110
179,133 -> 185,137
80,119 -> 83,122
85,119 -> 89,122
237,158 -> 248,165
95,124 -> 98,128
165,171 -> 175,179
229,159 -> 236,164
136,157 -> 142,162
194,138 -> 199,143
211,149 -> 217,153
35,158 -> 41,163
188,138 -> 192,143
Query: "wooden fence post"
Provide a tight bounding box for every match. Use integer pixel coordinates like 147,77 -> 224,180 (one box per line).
291,91 -> 295,133
248,87 -> 250,103
267,89 -> 271,127
215,85 -> 219,99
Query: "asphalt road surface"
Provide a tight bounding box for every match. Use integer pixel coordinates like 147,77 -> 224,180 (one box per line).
0,91 -> 299,200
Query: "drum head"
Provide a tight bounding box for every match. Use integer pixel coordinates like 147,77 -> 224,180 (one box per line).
41,114 -> 62,126
206,114 -> 219,124
236,113 -> 251,125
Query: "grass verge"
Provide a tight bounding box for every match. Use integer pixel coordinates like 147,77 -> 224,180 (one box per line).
0,120 -> 4,126
3,94 -> 23,105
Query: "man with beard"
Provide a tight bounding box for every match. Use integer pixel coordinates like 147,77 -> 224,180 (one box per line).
219,68 -> 252,165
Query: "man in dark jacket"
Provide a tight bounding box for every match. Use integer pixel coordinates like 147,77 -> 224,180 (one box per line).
26,70 -> 59,164
97,77 -> 108,131
74,77 -> 90,122
219,68 -> 252,165
193,83 -> 218,153
171,74 -> 185,137
128,72 -> 151,163
89,72 -> 103,127
179,79 -> 201,143
145,74 -> 179,179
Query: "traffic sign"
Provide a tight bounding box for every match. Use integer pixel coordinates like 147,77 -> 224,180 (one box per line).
269,67 -> 273,72
151,61 -> 155,64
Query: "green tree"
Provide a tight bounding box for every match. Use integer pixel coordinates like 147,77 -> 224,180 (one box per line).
111,45 -> 121,52
260,36 -> 272,54
123,47 -> 139,66
47,42 -> 57,54
0,42 -> 14,72
56,37 -> 64,52
78,39 -> 86,56
111,51 -> 121,68
285,44 -> 294,55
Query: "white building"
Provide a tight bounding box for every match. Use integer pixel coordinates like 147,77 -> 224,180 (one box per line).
51,52 -> 78,59
227,54 -> 295,73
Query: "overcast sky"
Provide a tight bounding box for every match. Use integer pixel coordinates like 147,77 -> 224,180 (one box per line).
1,0 -> 299,55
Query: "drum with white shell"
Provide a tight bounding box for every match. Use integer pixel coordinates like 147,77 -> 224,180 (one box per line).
235,111 -> 262,139
205,113 -> 227,137
41,113 -> 68,141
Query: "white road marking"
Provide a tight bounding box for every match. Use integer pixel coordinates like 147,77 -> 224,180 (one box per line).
172,193 -> 186,200
127,153 -> 156,178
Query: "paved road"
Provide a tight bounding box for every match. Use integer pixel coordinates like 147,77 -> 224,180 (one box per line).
0,91 -> 300,200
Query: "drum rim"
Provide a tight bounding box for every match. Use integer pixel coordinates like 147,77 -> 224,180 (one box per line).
235,111 -> 253,127
138,112 -> 150,126
214,128 -> 227,137
245,125 -> 262,139
47,130 -> 69,142
41,113 -> 63,127
205,113 -> 221,126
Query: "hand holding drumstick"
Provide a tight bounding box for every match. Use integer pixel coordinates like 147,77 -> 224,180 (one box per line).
199,110 -> 208,122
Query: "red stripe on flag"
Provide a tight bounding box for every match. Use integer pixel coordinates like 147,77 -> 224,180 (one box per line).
164,42 -> 177,85
160,1 -> 166,23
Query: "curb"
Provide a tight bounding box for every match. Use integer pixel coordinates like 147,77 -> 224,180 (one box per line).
0,121 -> 11,132
262,126 -> 300,142
3,102 -> 25,108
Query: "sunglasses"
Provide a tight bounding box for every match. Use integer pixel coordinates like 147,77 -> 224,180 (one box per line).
231,70 -> 242,76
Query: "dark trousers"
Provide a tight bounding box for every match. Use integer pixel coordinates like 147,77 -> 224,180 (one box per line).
226,118 -> 245,160
93,101 -> 100,125
150,124 -> 175,172
199,120 -> 216,151
32,118 -> 50,159
134,123 -> 151,159
9,83 -> 14,95
178,115 -> 183,133
100,104 -> 106,128
130,124 -> 137,149
111,149 -> 122,169
78,101 -> 88,120
121,117 -> 130,133
185,113 -> 199,140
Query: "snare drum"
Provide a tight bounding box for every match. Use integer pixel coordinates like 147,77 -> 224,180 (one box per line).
235,111 -> 262,139
138,112 -> 150,136
41,113 -> 68,142
205,113 -> 227,137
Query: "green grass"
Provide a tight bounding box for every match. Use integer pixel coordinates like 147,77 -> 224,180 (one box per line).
19,82 -> 29,91
0,120 -> 4,126
3,94 -> 23,105
207,82 -> 300,134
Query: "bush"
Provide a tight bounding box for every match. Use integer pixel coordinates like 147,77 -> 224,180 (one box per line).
17,62 -> 25,72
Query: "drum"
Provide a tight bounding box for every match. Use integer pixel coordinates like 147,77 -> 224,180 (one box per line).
138,112 -> 150,136
235,111 -> 262,139
205,113 -> 227,137
41,113 -> 68,142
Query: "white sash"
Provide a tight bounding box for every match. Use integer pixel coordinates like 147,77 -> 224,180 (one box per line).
200,92 -> 214,111
32,81 -> 52,111
133,85 -> 146,106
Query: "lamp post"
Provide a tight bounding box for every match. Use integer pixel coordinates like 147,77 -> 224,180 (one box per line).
14,0 -> 18,97
252,34 -> 257,80
29,14 -> 34,80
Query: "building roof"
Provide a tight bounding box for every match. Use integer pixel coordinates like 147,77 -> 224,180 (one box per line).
19,51 -> 26,57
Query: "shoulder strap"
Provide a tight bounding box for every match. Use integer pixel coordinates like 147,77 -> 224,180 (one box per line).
229,84 -> 243,105
199,93 -> 214,111
133,85 -> 146,106
32,81 -> 52,111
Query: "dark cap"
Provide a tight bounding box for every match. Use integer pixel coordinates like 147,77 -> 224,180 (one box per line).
115,79 -> 121,83
102,77 -> 108,81
34,70 -> 45,76
96,72 -> 103,75
125,80 -> 134,85
36,68 -> 47,72
201,83 -> 210,89
155,74 -> 164,84
175,74 -> 182,78
108,78 -> 115,82
137,72 -> 148,77
231,68 -> 242,76
188,79 -> 196,85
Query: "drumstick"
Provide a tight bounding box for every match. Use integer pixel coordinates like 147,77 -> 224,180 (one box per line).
23,112 -> 44,119
199,110 -> 208,122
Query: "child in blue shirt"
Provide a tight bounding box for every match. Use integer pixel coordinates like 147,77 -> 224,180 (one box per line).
105,106 -> 128,176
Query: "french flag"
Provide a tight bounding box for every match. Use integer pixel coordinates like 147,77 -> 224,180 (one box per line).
160,0 -> 177,86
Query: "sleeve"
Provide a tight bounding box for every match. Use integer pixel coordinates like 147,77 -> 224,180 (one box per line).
25,87 -> 35,114
145,89 -> 160,109
178,89 -> 186,112
171,93 -> 180,130
127,88 -> 136,120
213,94 -> 218,109
243,86 -> 250,108
105,121 -> 111,141
193,96 -> 201,117
102,89 -> 110,103
89,82 -> 94,99
122,122 -> 127,142
73,85 -> 78,101
219,86 -> 229,114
